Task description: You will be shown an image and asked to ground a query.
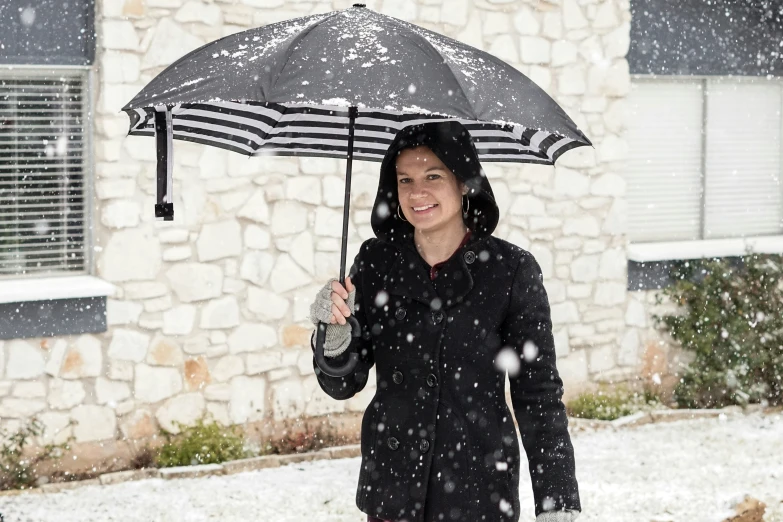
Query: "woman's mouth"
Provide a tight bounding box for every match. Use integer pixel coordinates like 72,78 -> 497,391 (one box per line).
412,204 -> 438,214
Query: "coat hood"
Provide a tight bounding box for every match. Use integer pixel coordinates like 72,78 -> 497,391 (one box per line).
370,121 -> 500,245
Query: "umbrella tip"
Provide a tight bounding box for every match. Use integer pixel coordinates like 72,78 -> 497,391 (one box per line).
353,3 -> 366,7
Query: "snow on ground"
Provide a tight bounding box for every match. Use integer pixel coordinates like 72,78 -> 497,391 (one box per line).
2,411 -> 782,522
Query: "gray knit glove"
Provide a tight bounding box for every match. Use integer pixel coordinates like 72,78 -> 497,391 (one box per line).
309,278 -> 356,358
536,510 -> 580,522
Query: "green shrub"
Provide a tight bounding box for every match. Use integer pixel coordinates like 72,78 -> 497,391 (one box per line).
566,386 -> 661,421
259,419 -> 341,456
652,253 -> 783,408
0,417 -> 73,490
157,418 -> 251,468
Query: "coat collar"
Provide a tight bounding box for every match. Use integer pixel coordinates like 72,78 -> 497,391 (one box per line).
383,233 -> 488,310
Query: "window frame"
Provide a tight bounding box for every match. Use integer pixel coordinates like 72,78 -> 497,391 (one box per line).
0,63 -> 96,279
627,73 -> 783,262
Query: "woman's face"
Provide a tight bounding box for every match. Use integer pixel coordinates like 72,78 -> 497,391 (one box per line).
396,145 -> 467,233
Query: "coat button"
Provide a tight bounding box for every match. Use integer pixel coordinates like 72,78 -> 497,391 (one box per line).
426,373 -> 438,387
419,438 -> 430,453
463,250 -> 476,264
395,307 -> 406,320
431,311 -> 444,325
392,370 -> 403,384
387,437 -> 399,450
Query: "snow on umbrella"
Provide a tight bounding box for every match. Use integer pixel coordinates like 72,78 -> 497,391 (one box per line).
121,3 -> 592,378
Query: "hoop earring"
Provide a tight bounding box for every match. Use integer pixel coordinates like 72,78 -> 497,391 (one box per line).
462,195 -> 470,217
397,204 -> 408,222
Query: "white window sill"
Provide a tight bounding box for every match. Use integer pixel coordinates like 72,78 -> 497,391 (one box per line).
628,235 -> 783,263
0,275 -> 117,305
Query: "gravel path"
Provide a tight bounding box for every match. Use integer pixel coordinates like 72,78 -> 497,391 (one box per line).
2,411 -> 781,522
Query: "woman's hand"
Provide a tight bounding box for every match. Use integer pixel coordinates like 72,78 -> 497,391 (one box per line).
328,276 -> 355,325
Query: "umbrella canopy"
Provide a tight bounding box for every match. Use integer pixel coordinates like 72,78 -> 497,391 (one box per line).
122,4 -> 590,165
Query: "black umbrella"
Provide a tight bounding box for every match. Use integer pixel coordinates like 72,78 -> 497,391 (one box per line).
121,4 -> 592,378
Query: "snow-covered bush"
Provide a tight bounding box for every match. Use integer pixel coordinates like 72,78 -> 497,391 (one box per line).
0,418 -> 73,490
652,253 -> 783,408
566,386 -> 661,421
157,418 -> 250,468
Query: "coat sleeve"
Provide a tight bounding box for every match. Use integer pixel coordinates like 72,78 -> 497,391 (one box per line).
310,240 -> 375,401
500,250 -> 581,517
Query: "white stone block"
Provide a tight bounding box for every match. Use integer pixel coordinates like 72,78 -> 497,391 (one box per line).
285,176 -> 322,205
107,299 -> 143,326
246,351 -> 281,375
162,305 -> 197,336
571,254 -> 600,282
380,0 -> 416,21
38,411 -> 73,445
587,344 -> 616,373
271,378 -> 305,421
604,59 -> 630,96
147,337 -> 185,367
196,220 -> 242,262
102,20 -> 139,50
559,66 -> 587,95
96,377 -> 131,406
542,11 -> 562,39
247,288 -> 290,321
271,201 -> 308,236
143,295 -> 172,313
599,248 -> 626,280
483,11 -> 510,36
239,251 -> 275,287
99,229 -> 161,283
593,1 -> 619,29
200,296 -> 240,329
513,6 -> 539,35
552,40 -> 578,67
125,282 -> 168,300
134,364 -> 183,403
109,360 -> 134,382
109,329 -> 151,363
597,134 -> 628,163
142,18 -> 205,69
101,200 -> 141,230
204,383 -> 231,402
44,340 -> 67,377
618,329 -> 640,367
603,22 -> 630,58
5,340 -> 44,379
166,263 -> 224,302
96,179 -> 136,200
562,0 -> 588,29
625,298 -> 647,327
229,375 -> 266,424
60,336 -> 102,379
237,189 -> 270,224
13,382 -> 45,398
175,0 -> 223,26
594,282 -> 627,306
0,398 -> 46,419
48,379 -> 86,410
551,301 -> 580,324
440,0 -> 467,26
72,405 -> 117,442
314,207 -> 356,238
228,323 -> 278,354
509,195 -> 546,216
519,36 -> 551,64
289,231 -> 316,275
244,225 -> 271,250
557,350 -> 588,386
162,246 -> 192,262
553,167 -> 590,198
270,254 -> 313,294
156,393 -> 205,433
563,216 -> 601,237
488,34 -> 518,64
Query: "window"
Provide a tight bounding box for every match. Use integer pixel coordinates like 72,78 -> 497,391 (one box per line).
0,68 -> 91,278
626,77 -> 783,244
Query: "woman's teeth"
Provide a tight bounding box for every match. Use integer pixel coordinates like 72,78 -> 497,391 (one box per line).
413,204 -> 437,212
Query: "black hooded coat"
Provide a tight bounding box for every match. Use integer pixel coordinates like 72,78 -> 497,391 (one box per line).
312,121 -> 580,522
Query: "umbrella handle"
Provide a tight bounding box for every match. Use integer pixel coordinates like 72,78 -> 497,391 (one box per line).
314,316 -> 361,377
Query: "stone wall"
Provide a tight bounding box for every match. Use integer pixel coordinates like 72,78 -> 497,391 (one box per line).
0,0 -> 653,467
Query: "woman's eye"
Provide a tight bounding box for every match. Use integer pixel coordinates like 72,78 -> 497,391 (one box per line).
399,178 -> 410,184
428,174 -> 441,180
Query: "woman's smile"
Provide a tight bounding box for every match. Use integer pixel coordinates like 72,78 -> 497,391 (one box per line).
412,203 -> 438,214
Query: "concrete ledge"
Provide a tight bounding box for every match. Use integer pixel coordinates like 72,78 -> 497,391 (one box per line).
158,463 -> 225,480
0,406 -> 769,496
99,468 -> 159,486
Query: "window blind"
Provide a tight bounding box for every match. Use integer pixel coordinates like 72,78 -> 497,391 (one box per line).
626,80 -> 705,242
0,70 -> 89,278
704,81 -> 783,239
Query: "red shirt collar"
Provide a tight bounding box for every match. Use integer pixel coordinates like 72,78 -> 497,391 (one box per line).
429,229 -> 472,280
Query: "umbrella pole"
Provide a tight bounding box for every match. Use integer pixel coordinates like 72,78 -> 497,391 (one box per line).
314,106 -> 361,378
338,106 -> 359,284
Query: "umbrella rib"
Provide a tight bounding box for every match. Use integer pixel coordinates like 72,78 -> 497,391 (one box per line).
267,11 -> 342,98
383,16 -> 478,121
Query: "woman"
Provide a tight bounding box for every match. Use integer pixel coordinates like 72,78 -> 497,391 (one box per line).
309,121 -> 580,522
